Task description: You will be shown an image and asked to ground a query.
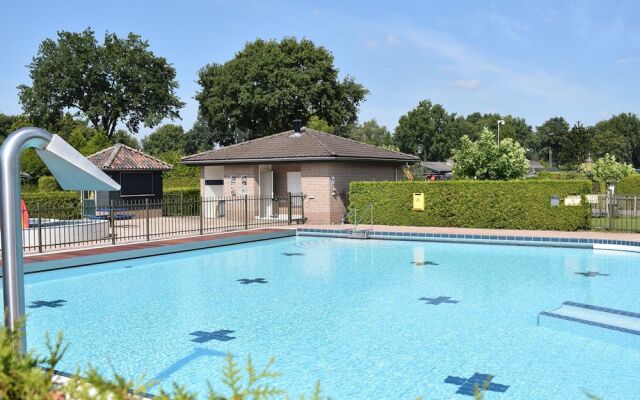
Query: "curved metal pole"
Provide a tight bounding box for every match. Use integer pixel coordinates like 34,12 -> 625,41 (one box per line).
0,127 -> 53,353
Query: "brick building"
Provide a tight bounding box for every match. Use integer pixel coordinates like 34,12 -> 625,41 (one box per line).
181,122 -> 417,224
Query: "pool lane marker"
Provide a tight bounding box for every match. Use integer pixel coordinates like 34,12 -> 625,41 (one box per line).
282,252 -> 305,256
28,300 -> 67,308
419,296 -> 458,305
411,261 -> 438,266
237,278 -> 268,285
190,330 -> 236,343
574,271 -> 609,277
445,373 -> 509,396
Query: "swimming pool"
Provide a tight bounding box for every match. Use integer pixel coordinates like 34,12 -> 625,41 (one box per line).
20,236 -> 640,399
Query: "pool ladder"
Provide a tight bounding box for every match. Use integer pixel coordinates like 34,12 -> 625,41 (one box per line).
347,204 -> 373,239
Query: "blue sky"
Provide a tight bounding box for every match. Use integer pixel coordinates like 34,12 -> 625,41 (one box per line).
2,0 -> 639,136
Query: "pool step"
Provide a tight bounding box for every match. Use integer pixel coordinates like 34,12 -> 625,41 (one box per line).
538,302 -> 640,348
346,229 -> 370,239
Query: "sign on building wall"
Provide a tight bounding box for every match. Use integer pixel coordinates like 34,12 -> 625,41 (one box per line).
564,195 -> 582,206
241,175 -> 247,195
230,175 -> 236,197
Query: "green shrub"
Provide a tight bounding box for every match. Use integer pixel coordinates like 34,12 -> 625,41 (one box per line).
37,176 -> 61,191
22,191 -> 81,219
617,174 -> 640,194
349,180 -> 592,231
162,187 -> 201,216
535,171 -> 585,180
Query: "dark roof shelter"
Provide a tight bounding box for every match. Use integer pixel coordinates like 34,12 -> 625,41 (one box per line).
87,144 -> 172,204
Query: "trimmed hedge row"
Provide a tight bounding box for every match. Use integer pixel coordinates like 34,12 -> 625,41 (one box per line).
22,191 -> 81,219
617,174 -> 640,195
349,180 -> 592,231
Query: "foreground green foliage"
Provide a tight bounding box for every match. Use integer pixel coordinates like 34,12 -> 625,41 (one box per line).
452,128 -> 528,180
349,180 -> 592,231
0,322 -> 328,400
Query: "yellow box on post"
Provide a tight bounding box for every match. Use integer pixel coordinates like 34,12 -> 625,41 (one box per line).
413,193 -> 424,211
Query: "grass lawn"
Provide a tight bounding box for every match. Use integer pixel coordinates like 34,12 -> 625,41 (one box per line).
591,216 -> 640,232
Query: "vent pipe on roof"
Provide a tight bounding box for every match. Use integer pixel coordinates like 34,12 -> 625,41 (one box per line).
293,119 -> 302,133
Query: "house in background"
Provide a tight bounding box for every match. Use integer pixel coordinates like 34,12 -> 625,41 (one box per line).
84,144 -> 173,212
182,121 -> 417,224
421,159 -> 455,180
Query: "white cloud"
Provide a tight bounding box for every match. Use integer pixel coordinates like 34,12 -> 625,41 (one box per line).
615,57 -> 637,65
454,79 -> 481,90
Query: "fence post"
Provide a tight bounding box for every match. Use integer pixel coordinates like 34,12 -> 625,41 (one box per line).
37,202 -> 43,253
244,195 -> 248,230
608,194 -> 614,231
145,197 -> 150,241
301,194 -> 305,223
288,193 -> 292,225
199,196 -> 204,235
110,200 -> 116,245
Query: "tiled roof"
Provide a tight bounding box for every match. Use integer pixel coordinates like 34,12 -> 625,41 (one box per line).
422,161 -> 454,173
87,144 -> 173,171
181,128 -> 417,164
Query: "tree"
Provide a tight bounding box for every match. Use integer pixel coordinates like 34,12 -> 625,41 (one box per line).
581,153 -> 634,193
184,115 -> 218,155
349,119 -> 392,147
394,100 -> 471,161
306,116 -> 335,133
142,124 -> 186,156
467,113 -> 534,147
18,28 -> 184,138
556,122 -> 593,167
535,117 -> 570,167
196,37 -> 368,145
591,113 -> 639,165
452,128 -> 528,180
112,129 -> 140,149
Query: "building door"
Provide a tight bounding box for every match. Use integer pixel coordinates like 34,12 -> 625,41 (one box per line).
259,169 -> 273,217
203,166 -> 224,218
287,171 -> 302,206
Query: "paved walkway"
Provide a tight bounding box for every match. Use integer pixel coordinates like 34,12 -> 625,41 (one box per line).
300,224 -> 640,241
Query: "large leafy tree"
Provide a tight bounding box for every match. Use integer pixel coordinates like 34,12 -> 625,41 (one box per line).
466,113 -> 534,148
452,128 -> 528,180
142,124 -> 186,156
196,37 -> 368,144
184,115 -> 219,155
591,113 -> 640,165
394,100 -> 474,161
18,28 -> 184,138
535,117 -> 570,167
556,122 -> 593,167
349,119 -> 392,147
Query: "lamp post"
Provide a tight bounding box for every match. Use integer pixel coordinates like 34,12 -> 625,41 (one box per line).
0,127 -> 119,353
497,120 -> 505,146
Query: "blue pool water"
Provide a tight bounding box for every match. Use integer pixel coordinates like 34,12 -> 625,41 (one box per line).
19,237 -> 640,399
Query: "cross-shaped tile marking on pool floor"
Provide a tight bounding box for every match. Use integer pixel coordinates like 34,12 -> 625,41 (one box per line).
189,330 -> 236,343
445,373 -> 509,396
419,296 -> 459,305
282,252 -> 305,256
411,261 -> 439,266
575,271 -> 609,277
28,300 -> 67,309
237,278 -> 268,285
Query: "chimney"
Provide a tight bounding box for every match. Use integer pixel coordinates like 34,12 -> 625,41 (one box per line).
292,119 -> 302,133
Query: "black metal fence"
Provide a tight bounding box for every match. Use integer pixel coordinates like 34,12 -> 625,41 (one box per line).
589,194 -> 640,232
17,193 -> 305,253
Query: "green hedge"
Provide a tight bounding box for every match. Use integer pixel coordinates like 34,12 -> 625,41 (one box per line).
162,187 -> 200,216
37,176 -> 61,191
22,191 -> 81,219
349,180 -> 592,231
617,174 -> 640,195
